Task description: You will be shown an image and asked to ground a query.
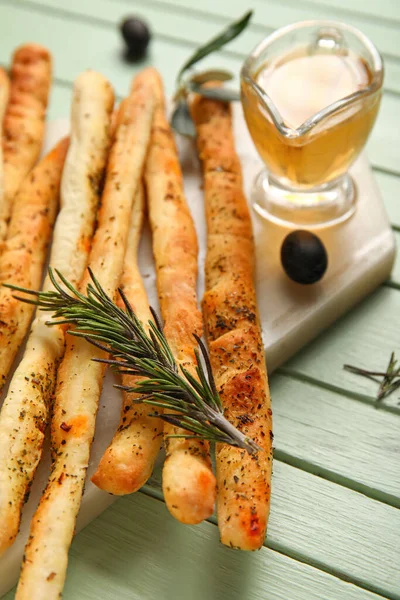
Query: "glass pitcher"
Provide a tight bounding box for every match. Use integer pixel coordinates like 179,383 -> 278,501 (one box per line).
241,21 -> 383,228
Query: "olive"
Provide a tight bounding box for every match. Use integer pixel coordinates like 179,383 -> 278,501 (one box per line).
280,230 -> 328,284
120,17 -> 151,60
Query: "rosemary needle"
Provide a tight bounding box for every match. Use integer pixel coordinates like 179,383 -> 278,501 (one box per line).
344,352 -> 400,403
6,267 -> 261,455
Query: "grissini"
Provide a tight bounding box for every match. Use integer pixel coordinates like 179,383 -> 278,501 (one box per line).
191,93 -> 273,550
1,44 -> 52,240
0,68 -> 10,231
0,70 -> 114,556
91,183 -> 163,494
0,137 -> 69,392
144,72 -> 216,524
16,68 -> 157,600
0,67 -> 9,121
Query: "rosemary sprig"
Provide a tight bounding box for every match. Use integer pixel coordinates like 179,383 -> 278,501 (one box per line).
344,352 -> 400,403
6,268 -> 260,455
171,10 -> 252,136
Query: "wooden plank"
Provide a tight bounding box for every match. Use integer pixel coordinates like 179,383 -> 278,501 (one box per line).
276,0 -> 400,24
375,171 -> 400,229
389,231 -> 400,286
2,490 -> 390,600
108,0 -> 400,60
282,286 -> 400,410
367,94 -> 400,175
384,63 -> 400,96
270,374 -> 400,505
143,460 -> 400,598
47,81 -> 72,120
268,463 -> 400,598
0,0 -> 242,97
19,0 -> 400,96
137,0 -> 400,25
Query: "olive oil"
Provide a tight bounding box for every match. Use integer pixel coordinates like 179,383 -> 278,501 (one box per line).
241,47 -> 381,187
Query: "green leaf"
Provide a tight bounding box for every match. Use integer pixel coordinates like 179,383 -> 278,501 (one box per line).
170,99 -> 196,138
189,69 -> 234,85
189,83 -> 241,103
176,10 -> 253,84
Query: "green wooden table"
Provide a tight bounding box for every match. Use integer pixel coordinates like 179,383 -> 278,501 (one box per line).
1,0 -> 400,598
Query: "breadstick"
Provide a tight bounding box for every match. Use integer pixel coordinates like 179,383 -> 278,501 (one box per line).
1,44 -> 52,240
144,72 -> 216,524
91,184 -> 163,494
191,94 -> 273,550
0,70 -> 114,556
0,67 -> 9,121
16,68 -> 156,600
0,137 -> 69,391
0,68 -> 10,232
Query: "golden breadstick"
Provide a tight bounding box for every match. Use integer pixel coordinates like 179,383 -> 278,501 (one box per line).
0,68 -> 10,231
144,72 -> 216,524
0,67 -> 9,120
1,44 -> 52,240
16,68 -> 156,600
0,70 -> 114,556
0,137 -> 69,391
191,93 -> 273,550
91,184 -> 163,494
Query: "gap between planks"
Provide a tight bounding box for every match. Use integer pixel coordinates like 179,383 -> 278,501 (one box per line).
138,457 -> 400,599
60,490 -> 392,600
260,0 -> 400,28
104,0 -> 400,33
273,448 -> 399,508
103,0 -> 400,60
6,0 -> 400,99
278,366 -> 400,416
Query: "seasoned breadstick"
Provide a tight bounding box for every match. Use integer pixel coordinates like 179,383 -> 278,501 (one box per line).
1,44 -> 52,240
0,67 -> 9,120
0,70 -> 114,556
144,72 -> 216,524
0,68 -> 10,229
16,69 -> 156,600
0,137 -> 69,391
191,94 -> 273,550
91,184 -> 163,494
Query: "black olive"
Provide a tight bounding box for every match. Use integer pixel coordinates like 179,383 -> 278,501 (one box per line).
120,17 -> 151,60
280,230 -> 328,284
